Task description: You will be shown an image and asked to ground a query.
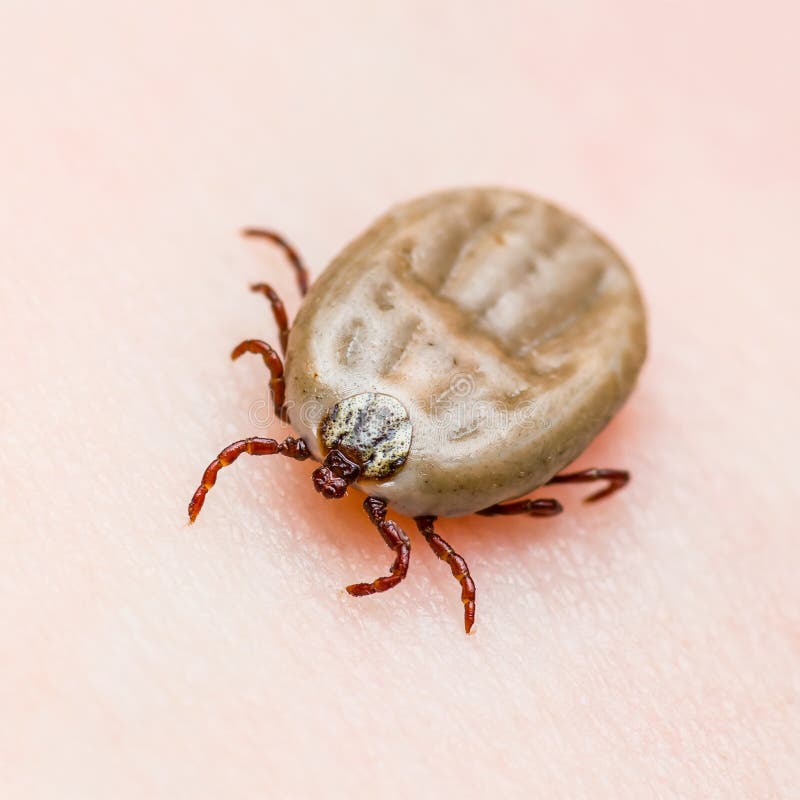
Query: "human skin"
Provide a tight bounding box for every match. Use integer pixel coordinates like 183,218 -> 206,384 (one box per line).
1,2 -> 798,798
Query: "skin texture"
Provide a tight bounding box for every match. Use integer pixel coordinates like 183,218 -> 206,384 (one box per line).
1,2 -> 799,798
286,187 -> 646,517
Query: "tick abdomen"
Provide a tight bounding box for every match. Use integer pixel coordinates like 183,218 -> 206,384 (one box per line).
285,187 -> 647,518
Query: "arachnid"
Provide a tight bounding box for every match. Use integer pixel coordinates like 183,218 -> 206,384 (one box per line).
188,188 -> 647,633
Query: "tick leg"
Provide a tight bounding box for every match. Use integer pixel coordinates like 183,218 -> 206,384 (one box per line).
346,498 -> 411,598
415,516 -> 476,634
547,468 -> 630,502
249,283 -> 290,355
242,228 -> 310,296
476,498 -> 563,517
188,435 -> 310,523
230,339 -> 287,421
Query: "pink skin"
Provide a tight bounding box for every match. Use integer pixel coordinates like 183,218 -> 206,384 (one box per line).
1,2 -> 798,797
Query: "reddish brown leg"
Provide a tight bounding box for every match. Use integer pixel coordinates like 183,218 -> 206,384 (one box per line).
242,228 -> 310,296
230,339 -> 287,421
188,436 -> 310,523
547,468 -> 630,502
476,498 -> 563,517
249,283 -> 290,355
415,516 -> 476,634
346,498 -> 411,597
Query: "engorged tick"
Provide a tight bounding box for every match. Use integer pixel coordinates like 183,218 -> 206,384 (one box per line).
188,187 -> 648,633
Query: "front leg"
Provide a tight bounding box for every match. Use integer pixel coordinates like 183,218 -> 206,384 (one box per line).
188,436 -> 310,523
415,516 -> 476,634
346,498 -> 411,597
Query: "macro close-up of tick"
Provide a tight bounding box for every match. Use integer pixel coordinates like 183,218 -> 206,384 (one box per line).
8,3 -> 799,792
188,187 -> 648,633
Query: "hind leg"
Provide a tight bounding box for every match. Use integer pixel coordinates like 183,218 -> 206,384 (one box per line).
475,467 -> 629,517
242,228 -> 310,296
547,468 -> 630,502
476,498 -> 563,517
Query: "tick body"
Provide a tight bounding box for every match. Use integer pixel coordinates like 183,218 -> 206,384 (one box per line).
188,188 -> 647,633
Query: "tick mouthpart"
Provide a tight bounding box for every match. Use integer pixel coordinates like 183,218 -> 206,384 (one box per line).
311,450 -> 361,499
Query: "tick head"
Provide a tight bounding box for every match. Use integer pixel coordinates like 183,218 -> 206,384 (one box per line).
311,449 -> 360,499
312,392 -> 412,498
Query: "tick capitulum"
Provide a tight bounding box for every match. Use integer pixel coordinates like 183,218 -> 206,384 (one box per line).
187,188 -> 646,633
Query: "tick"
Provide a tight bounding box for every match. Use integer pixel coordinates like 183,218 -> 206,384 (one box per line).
188,187 -> 647,633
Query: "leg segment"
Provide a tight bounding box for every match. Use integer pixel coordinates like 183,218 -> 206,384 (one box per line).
242,228 -> 309,296
188,436 -> 310,523
476,498 -> 563,517
346,498 -> 411,597
230,339 -> 287,420
249,283 -> 290,355
415,516 -> 476,634
547,468 -> 630,502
